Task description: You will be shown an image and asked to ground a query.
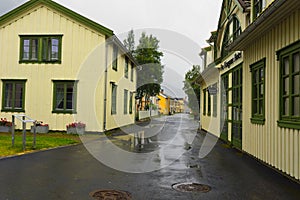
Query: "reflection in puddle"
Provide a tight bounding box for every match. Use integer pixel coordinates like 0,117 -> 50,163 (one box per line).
81,114 -> 201,173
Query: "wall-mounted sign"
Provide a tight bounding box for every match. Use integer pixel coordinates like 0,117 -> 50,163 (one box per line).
220,52 -> 242,71
208,84 -> 218,95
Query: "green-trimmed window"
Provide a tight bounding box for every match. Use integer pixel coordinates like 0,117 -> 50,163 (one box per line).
124,89 -> 128,114
129,92 -> 133,114
277,41 -> 300,129
20,35 -> 62,63
253,0 -> 265,20
53,81 -> 77,114
125,57 -> 129,78
251,58 -> 265,124
112,44 -> 118,71
111,83 -> 117,114
131,63 -> 134,82
203,89 -> 206,115
221,16 -> 241,58
2,80 -> 26,112
212,84 -> 218,117
208,90 -> 211,116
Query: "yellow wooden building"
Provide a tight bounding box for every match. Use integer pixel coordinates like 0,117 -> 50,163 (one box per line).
229,0 -> 300,181
0,0 -> 137,132
199,0 -> 249,148
157,92 -> 170,115
200,0 -> 300,181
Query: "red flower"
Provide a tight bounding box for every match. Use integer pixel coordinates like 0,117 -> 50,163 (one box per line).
66,122 -> 86,128
0,118 -> 13,127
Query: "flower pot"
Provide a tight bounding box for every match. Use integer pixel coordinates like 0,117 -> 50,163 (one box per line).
0,126 -> 11,133
66,127 -> 85,135
31,126 -> 49,134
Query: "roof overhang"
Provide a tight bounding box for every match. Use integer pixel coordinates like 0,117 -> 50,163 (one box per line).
195,65 -> 219,86
229,0 -> 300,51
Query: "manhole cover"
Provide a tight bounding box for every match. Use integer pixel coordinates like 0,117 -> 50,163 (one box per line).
172,183 -> 211,193
90,189 -> 132,200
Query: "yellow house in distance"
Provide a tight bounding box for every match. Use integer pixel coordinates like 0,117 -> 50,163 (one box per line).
0,0 -> 137,132
157,92 -> 170,115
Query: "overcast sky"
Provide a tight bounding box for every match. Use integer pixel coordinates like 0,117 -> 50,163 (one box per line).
0,0 -> 222,98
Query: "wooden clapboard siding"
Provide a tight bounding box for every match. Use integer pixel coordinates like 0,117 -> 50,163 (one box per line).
243,8 -> 300,180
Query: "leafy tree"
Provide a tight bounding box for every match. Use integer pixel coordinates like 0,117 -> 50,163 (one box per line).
183,65 -> 201,115
123,29 -> 135,53
133,32 -> 164,110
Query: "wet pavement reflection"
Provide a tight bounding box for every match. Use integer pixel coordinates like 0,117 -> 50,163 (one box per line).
81,114 -> 199,173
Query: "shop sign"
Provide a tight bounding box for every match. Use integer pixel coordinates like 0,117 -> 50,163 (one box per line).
220,52 -> 242,70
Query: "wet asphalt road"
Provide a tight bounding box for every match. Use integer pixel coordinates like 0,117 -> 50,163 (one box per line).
0,114 -> 300,200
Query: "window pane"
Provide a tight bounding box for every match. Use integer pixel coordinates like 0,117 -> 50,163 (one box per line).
283,77 -> 289,95
23,39 -> 30,60
4,83 -> 13,109
259,99 -> 263,114
259,67 -> 264,82
253,99 -> 257,114
56,84 -> 64,109
129,92 -> 133,114
124,90 -> 128,114
66,84 -> 74,110
283,57 -> 290,75
111,84 -> 117,114
125,58 -> 129,78
253,85 -> 257,98
253,69 -> 258,84
51,38 -> 59,60
47,39 -> 52,60
112,45 -> 118,70
31,39 -> 38,60
293,75 -> 299,95
14,83 -> 23,109
131,65 -> 134,81
293,52 -> 300,73
259,83 -> 264,97
283,97 -> 289,116
292,96 -> 300,116
42,38 -> 48,60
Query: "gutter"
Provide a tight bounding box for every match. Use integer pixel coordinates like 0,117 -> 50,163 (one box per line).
103,41 -> 109,131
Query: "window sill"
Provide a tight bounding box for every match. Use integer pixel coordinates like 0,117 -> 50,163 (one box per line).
1,109 -> 25,113
251,117 -> 265,125
277,120 -> 300,130
52,110 -> 76,114
19,60 -> 62,64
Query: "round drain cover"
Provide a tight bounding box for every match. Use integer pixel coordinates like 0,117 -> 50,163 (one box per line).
90,189 -> 132,200
172,183 -> 211,193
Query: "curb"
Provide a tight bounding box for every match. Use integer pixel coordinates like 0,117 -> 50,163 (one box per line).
0,143 -> 82,161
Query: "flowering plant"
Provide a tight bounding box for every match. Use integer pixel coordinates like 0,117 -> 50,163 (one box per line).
0,118 -> 12,127
66,122 -> 86,129
35,121 -> 49,127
